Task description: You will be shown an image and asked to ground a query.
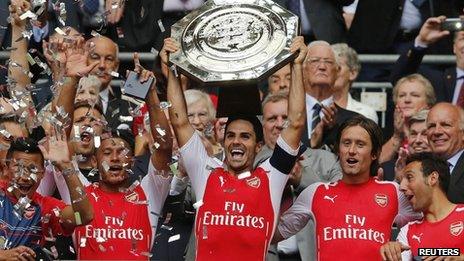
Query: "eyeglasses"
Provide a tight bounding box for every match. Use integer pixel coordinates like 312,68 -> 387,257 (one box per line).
306,57 -> 336,67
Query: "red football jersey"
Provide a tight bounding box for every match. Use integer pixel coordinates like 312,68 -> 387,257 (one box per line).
398,204 -> 464,260
75,184 -> 152,260
195,168 -> 275,261
279,178 -> 420,260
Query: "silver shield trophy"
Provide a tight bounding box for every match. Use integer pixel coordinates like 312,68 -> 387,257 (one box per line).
169,0 -> 300,86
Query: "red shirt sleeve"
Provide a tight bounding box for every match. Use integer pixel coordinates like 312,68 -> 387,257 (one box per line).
33,193 -> 70,237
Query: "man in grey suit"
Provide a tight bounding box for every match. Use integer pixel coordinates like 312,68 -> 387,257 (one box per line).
255,90 -> 342,261
273,0 -> 354,44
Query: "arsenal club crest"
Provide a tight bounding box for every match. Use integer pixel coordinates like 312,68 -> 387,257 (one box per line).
125,191 -> 139,203
450,221 -> 463,236
374,194 -> 388,207
246,176 -> 261,189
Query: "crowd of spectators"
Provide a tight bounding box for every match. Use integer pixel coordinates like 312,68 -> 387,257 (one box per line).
0,0 -> 464,260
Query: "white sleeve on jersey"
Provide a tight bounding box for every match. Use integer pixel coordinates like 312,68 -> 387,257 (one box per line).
170,175 -> 189,196
179,132 -> 221,200
37,167 -> 56,196
397,224 -> 412,261
259,159 -> 289,222
278,183 -> 319,239
141,158 -> 173,246
393,183 -> 423,227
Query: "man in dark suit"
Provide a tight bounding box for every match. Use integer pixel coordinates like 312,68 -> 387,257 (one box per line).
426,102 -> 464,203
390,16 -> 464,104
349,0 -> 458,83
349,0 -> 457,54
274,0 -> 354,44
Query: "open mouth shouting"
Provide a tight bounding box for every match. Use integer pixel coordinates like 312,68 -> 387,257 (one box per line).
230,148 -> 245,161
15,182 -> 34,196
346,157 -> 359,167
80,131 -> 93,144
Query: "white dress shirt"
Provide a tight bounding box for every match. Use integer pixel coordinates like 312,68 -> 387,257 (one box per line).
452,68 -> 464,105
448,149 -> 464,174
99,87 -> 109,114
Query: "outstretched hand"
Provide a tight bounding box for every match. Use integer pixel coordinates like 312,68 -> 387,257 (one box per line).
61,39 -> 99,78
38,126 -> 72,169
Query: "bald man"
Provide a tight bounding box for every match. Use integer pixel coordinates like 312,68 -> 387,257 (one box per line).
426,102 -> 464,203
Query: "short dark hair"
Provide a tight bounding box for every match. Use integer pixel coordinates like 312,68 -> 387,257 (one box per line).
225,115 -> 264,144
6,138 -> 44,163
334,116 -> 383,176
406,152 -> 450,193
100,129 -> 135,153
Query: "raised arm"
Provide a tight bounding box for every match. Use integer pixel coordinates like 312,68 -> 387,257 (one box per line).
161,38 -> 195,147
52,38 -> 99,136
127,52 -> 173,170
8,0 -> 32,89
390,16 -> 449,84
38,127 -> 94,233
280,36 -> 307,150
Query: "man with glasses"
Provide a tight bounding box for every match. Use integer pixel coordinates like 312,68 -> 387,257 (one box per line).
303,41 -> 359,149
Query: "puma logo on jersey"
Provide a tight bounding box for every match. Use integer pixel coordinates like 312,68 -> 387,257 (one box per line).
412,233 -> 423,243
323,195 -> 338,203
91,192 -> 99,202
219,176 -> 225,187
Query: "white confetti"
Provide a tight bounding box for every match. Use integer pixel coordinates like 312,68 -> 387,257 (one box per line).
19,10 -> 37,20
157,19 -> 165,32
193,199 -> 203,209
168,234 -> 180,242
54,27 -> 66,35
159,101 -> 172,110
94,136 -> 101,148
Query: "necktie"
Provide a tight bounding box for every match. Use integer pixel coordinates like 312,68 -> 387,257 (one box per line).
287,0 -> 301,16
83,0 -> 100,15
410,0 -> 426,8
456,77 -> 464,108
311,103 -> 322,132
